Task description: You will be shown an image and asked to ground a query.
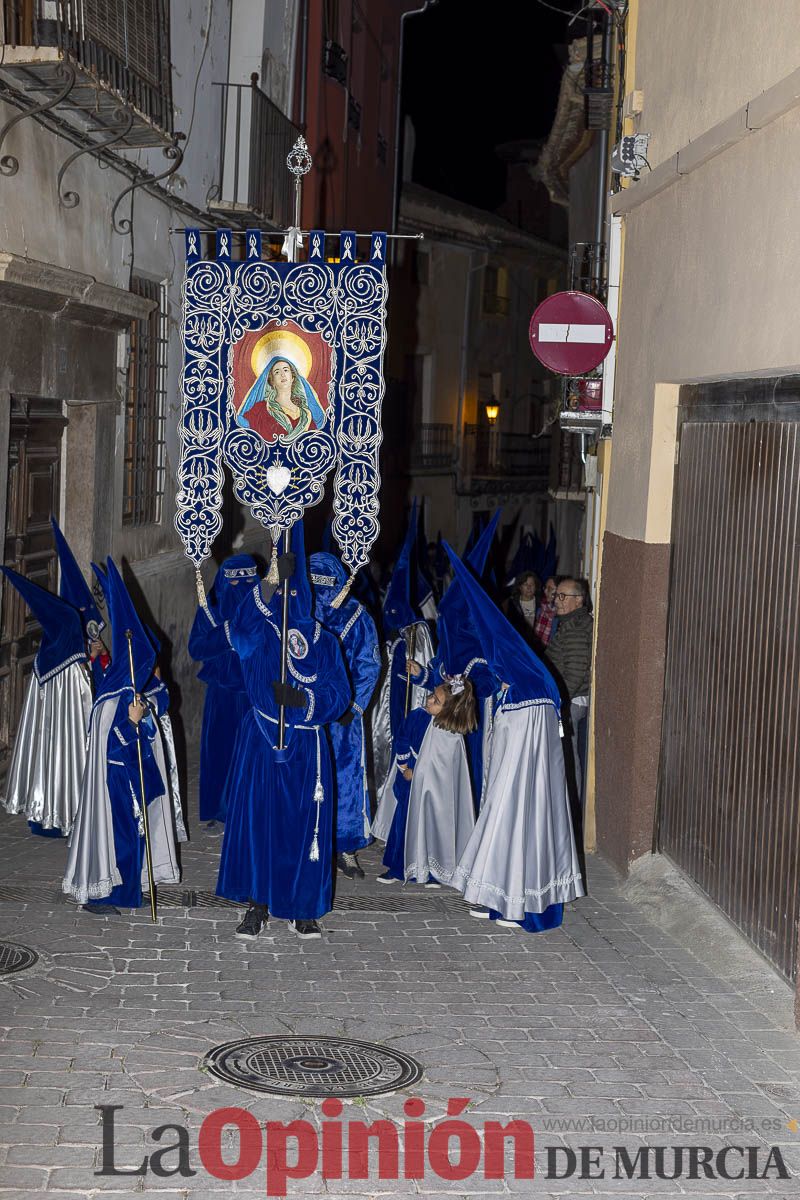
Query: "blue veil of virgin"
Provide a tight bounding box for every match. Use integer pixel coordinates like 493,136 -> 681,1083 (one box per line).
237,355 -> 326,431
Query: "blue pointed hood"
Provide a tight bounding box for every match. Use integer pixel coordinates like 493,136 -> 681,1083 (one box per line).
444,542 -> 561,708
437,509 -> 502,674
0,565 -> 85,684
383,499 -> 422,632
211,554 -> 258,623
310,551 -> 348,610
467,508 -> 502,577
50,516 -> 104,634
91,561 -> 110,610
286,519 -> 313,627
434,532 -> 448,582
509,529 -> 538,582
95,558 -> 156,700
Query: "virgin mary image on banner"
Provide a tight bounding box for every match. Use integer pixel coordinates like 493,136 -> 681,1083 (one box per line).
232,322 -> 332,445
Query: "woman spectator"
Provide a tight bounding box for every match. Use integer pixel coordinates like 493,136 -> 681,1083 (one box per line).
534,576 -> 558,648
505,571 -> 540,644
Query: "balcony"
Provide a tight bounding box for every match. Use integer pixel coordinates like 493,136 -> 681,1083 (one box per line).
0,0 -> 173,146
410,423 -> 453,471
210,79 -> 301,228
462,425 -> 551,493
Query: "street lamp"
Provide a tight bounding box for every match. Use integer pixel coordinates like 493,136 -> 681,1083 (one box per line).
485,401 -> 500,424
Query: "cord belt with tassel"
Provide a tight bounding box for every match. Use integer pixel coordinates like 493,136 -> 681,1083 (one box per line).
254,710 -> 325,863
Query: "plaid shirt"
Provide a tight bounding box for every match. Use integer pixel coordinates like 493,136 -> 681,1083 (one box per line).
534,599 -> 557,648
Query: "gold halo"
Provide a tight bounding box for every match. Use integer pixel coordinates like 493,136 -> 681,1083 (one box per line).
250,329 -> 313,380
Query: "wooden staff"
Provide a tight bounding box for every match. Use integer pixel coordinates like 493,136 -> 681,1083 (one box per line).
125,630 -> 157,922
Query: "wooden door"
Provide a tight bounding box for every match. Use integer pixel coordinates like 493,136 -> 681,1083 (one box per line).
658,418 -> 800,982
0,396 -> 66,769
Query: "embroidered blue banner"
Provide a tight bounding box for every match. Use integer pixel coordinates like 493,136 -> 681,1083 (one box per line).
176,229 -> 388,575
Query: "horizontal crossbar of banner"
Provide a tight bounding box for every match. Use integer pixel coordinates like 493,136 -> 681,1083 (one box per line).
169,227 -> 424,239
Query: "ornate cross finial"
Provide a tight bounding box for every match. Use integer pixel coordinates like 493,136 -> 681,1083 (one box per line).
287,136 -> 313,179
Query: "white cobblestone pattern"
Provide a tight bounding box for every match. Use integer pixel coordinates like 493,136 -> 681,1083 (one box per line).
0,799 -> 799,1197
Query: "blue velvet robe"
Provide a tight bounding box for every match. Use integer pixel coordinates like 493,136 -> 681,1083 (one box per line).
216,586 -> 350,920
315,599 -> 381,854
188,607 -> 250,822
382,708 -> 432,881
86,682 -> 169,909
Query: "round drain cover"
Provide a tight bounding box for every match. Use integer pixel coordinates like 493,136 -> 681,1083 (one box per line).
0,941 -> 38,976
203,1035 -> 423,1098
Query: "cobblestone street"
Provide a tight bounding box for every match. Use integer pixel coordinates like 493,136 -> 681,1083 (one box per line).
1,793 -> 800,1199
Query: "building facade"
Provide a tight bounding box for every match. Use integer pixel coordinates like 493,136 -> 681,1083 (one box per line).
591,0 -> 800,1008
381,181 -> 569,573
0,0 -> 416,788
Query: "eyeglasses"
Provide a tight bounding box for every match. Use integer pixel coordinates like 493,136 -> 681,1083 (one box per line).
554,592 -> 582,601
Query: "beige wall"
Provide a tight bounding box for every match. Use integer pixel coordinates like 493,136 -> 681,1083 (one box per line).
635,0 -> 800,168
607,101 -> 800,543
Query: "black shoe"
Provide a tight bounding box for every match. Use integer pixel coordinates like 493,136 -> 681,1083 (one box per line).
346,853 -> 366,880
338,852 -> 366,880
289,919 -> 322,940
337,853 -> 357,880
235,903 -> 268,940
82,903 -> 120,916
376,871 -> 397,885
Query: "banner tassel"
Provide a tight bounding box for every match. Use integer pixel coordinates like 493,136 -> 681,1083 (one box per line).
330,571 -> 356,609
195,567 -> 207,607
267,543 -> 280,585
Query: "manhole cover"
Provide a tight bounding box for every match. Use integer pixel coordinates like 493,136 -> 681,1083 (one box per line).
203,1035 -> 423,1098
0,941 -> 38,976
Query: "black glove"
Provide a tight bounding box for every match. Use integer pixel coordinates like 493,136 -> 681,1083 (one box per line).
277,552 -> 296,583
260,577 -> 277,603
337,708 -> 355,727
272,681 -> 306,708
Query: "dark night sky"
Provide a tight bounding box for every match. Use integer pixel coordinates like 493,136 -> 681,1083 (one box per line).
401,0 -> 573,212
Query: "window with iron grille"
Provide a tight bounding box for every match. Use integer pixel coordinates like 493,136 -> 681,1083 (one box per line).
83,0 -> 166,87
123,277 -> 168,526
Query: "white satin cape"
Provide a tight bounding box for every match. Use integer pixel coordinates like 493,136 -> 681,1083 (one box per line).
2,663 -> 92,835
62,694 -> 186,905
453,700 -> 584,920
403,722 -> 475,885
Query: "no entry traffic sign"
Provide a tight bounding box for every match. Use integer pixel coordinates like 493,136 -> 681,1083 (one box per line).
529,290 -> 614,376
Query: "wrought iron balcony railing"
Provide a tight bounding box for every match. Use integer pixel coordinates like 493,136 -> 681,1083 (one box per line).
410,423 -> 454,470
1,0 -> 173,145
210,79 -> 301,228
462,425 -> 551,492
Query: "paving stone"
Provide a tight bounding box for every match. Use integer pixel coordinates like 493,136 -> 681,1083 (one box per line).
0,808 -> 798,1197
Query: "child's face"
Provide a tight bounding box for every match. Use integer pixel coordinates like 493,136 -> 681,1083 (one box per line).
425,687 -> 447,716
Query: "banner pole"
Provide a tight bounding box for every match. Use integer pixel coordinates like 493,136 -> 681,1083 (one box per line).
276,136 -> 313,751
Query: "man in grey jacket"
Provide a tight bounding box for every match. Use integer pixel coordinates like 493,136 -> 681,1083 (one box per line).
545,579 -> 593,806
